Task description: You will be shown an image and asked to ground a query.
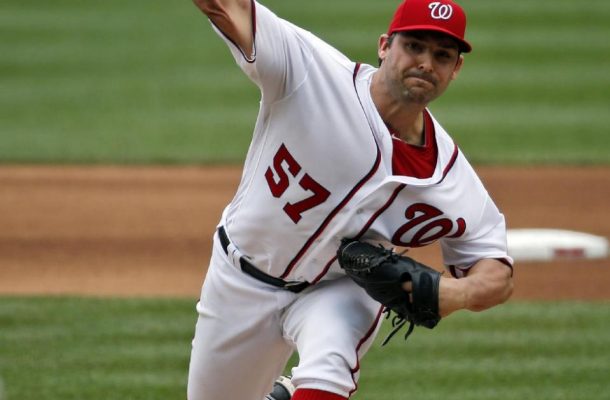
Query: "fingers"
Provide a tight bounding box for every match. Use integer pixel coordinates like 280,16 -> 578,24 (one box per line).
402,281 -> 414,303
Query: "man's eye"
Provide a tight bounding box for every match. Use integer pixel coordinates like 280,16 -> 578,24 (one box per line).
436,51 -> 456,62
406,42 -> 422,52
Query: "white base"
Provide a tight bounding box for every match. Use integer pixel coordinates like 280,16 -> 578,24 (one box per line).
507,229 -> 609,262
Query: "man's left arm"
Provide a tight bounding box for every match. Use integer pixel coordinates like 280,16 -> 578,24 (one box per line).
339,241 -> 513,331
436,259 -> 513,317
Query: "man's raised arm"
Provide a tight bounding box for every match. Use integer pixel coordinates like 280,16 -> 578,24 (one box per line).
193,0 -> 254,57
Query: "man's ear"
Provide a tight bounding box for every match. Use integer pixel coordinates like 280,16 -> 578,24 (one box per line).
451,54 -> 464,80
378,34 -> 390,62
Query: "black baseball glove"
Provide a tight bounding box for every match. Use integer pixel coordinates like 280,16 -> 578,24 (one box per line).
337,238 -> 442,344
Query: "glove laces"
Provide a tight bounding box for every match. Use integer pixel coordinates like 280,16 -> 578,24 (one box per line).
381,309 -> 415,346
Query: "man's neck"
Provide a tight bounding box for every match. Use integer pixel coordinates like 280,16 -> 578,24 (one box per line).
370,72 -> 427,146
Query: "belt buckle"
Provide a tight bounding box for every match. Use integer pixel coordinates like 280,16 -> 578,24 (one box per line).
283,280 -> 309,293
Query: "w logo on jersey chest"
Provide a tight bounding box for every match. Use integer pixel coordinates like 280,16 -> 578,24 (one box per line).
392,202 -> 465,247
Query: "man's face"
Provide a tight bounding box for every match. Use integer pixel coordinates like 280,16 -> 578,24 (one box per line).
377,31 -> 464,105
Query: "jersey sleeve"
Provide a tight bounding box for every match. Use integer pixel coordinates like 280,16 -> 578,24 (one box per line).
440,195 -> 513,277
209,1 -> 313,104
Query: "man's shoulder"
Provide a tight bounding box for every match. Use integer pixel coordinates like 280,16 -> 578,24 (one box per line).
255,2 -> 360,74
298,28 -> 356,71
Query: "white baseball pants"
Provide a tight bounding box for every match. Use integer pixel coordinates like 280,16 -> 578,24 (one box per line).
187,232 -> 383,400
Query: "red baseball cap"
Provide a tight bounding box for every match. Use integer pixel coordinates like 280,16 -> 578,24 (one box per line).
387,0 -> 472,53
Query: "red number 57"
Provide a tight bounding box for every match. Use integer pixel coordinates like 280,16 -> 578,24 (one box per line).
265,144 -> 331,224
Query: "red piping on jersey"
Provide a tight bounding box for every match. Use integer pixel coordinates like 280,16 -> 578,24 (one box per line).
348,305 -> 385,396
497,258 -> 515,277
312,256 -> 339,284
251,0 -> 256,37
352,62 -> 362,81
449,258 -> 513,278
440,143 -> 459,182
209,0 -> 257,64
353,184 -> 407,239
280,62 -> 382,279
311,183 -> 407,284
311,144 -> 458,283
311,147 -> 458,283
281,147 -> 382,278
497,257 -> 514,270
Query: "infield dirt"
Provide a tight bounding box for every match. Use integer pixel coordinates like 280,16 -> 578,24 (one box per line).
1,166 -> 608,300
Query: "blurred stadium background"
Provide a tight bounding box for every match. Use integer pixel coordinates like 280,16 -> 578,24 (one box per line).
2,0 -> 609,164
1,0 -> 609,399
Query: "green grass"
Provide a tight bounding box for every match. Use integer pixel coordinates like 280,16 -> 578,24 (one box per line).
358,302 -> 610,400
0,297 -> 196,400
1,298 -> 609,400
1,0 -> 609,164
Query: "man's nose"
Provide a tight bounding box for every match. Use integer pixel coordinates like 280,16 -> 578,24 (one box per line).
416,51 -> 434,72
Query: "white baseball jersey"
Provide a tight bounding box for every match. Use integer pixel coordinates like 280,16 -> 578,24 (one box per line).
189,2 -> 511,400
214,3 -> 511,283
214,4 -> 389,282
318,64 -> 513,280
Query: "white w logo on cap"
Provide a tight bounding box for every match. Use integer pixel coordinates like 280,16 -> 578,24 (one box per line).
428,2 -> 453,20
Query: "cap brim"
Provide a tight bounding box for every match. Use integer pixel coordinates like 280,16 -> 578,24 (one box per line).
389,25 -> 472,53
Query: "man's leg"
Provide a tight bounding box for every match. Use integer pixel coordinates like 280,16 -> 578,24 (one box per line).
281,277 -> 384,399
188,239 -> 293,400
292,389 -> 348,400
265,380 -> 347,400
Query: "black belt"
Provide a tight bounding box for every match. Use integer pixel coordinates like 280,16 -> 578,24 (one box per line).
217,226 -> 310,293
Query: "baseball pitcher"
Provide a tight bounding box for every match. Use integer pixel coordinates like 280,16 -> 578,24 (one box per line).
187,1 -> 514,400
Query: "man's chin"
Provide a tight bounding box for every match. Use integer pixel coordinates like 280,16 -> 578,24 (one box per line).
404,89 -> 433,105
